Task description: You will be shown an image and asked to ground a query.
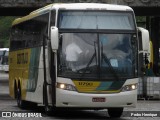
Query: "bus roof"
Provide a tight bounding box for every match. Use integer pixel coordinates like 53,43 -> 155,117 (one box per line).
12,3 -> 133,26
0,48 -> 9,51
51,3 -> 133,11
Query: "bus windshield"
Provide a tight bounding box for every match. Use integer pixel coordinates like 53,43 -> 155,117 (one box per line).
0,50 -> 5,63
0,51 -> 4,56
58,33 -> 137,79
59,11 -> 135,30
2,51 -> 9,65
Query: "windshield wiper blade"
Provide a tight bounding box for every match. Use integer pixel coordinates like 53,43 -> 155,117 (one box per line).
100,40 -> 119,81
80,52 -> 96,77
102,53 -> 119,81
80,42 -> 97,78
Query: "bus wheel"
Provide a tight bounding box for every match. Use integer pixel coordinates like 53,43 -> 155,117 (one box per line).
16,86 -> 26,109
108,108 -> 123,118
45,105 -> 53,116
14,81 -> 17,99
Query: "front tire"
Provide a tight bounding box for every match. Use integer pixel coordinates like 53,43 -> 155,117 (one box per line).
45,105 -> 53,116
108,108 -> 123,118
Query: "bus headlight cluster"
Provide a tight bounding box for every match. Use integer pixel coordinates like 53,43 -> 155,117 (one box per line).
121,84 -> 137,92
57,83 -> 77,91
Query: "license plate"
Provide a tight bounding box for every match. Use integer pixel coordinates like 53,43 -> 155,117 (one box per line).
92,97 -> 106,102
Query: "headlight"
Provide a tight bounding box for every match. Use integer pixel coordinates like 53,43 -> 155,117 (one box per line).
121,84 -> 138,92
57,83 -> 77,91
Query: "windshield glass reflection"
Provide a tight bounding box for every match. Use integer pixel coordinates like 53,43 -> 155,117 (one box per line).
58,33 -> 136,79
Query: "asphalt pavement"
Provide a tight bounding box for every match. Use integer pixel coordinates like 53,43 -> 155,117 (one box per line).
0,71 -> 8,80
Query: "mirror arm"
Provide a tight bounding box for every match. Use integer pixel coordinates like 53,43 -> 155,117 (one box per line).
43,34 -> 50,41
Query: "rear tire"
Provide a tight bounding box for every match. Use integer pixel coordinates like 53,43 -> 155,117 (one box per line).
108,108 -> 123,118
16,86 -> 27,109
14,81 -> 17,99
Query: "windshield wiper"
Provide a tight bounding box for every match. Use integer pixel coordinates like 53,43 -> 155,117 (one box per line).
79,39 -> 119,81
101,43 -> 119,81
80,42 -> 97,78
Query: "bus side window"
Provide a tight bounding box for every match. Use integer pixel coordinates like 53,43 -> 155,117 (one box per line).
10,28 -> 16,50
22,21 -> 40,48
22,12 -> 49,48
32,13 -> 49,47
10,26 -> 23,50
10,13 -> 50,51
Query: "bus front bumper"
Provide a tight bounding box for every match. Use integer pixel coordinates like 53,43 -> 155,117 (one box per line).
56,89 -> 137,108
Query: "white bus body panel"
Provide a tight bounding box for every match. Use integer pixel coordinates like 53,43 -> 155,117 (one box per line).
25,48 -> 45,103
56,89 -> 137,108
56,77 -> 138,108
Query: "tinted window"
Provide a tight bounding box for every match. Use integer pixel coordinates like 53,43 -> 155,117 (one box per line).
10,13 -> 49,50
59,11 -> 135,30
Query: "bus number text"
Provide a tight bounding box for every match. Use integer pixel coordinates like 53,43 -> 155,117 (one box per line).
78,82 -> 93,86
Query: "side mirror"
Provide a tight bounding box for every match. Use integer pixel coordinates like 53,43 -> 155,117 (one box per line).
51,26 -> 59,50
137,27 -> 150,52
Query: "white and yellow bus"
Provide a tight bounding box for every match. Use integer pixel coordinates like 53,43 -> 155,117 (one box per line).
9,3 -> 143,118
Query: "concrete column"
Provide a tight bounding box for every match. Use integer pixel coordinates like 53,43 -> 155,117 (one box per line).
151,17 -> 160,75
